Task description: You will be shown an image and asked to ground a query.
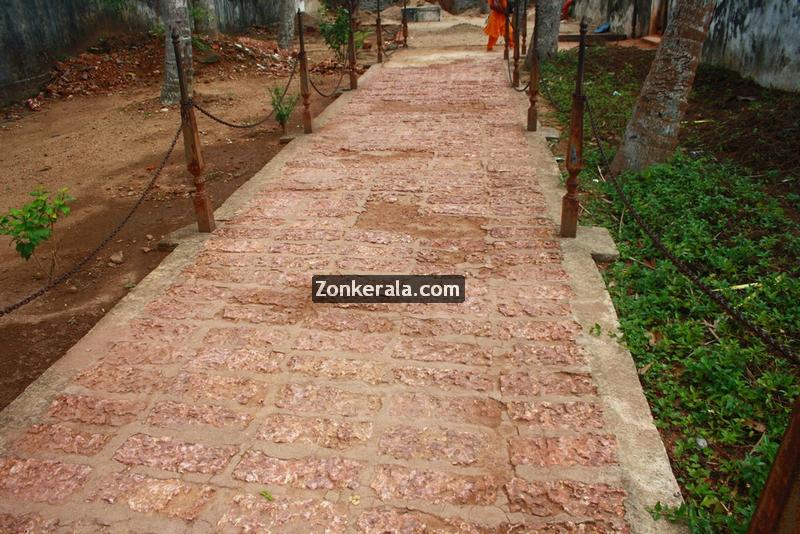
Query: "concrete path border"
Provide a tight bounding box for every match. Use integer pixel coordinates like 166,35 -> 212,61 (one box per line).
517,93 -> 686,533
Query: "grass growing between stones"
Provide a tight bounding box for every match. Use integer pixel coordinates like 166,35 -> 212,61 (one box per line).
541,46 -> 800,533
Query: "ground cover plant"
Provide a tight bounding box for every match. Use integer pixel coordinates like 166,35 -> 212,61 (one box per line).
540,46 -> 800,533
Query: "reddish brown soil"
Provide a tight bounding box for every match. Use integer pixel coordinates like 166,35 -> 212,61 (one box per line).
0,31 -> 351,410
543,44 -> 800,214
684,63 -> 800,210
603,46 -> 800,186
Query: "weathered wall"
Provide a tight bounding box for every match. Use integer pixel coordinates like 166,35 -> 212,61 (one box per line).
437,0 -> 483,13
573,0 -> 637,34
0,0 -> 151,103
213,0 -> 287,32
573,0 -> 800,92
703,0 -> 800,92
359,0 -> 481,14
0,0 -> 291,103
359,0 -> 403,12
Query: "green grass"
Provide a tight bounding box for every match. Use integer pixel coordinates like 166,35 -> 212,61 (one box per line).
541,47 -> 800,533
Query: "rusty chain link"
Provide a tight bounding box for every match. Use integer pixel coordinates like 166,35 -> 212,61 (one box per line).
0,122 -> 184,318
540,78 -> 564,112
192,59 -> 298,129
309,61 -> 348,98
583,96 -> 798,364
504,47 -> 530,92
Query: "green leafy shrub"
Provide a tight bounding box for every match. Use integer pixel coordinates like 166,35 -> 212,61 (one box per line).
0,189 -> 74,281
542,47 -> 800,533
192,35 -> 211,52
271,88 -> 299,133
319,6 -> 352,62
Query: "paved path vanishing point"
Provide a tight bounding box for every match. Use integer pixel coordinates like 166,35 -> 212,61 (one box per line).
0,44 -> 681,533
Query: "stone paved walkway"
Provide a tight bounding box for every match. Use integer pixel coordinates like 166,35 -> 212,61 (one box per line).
0,53 -> 642,532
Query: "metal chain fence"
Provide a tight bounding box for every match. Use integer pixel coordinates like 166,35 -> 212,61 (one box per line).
0,122 -> 185,318
583,96 -> 798,364
309,62 -> 348,98
192,60 -> 299,129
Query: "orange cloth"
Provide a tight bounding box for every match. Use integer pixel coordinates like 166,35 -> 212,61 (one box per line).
484,0 -> 514,41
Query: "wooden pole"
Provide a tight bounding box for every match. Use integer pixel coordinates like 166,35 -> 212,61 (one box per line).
747,396 -> 800,534
504,7 -> 510,60
297,9 -> 313,133
513,0 -> 521,86
172,29 -> 215,233
402,0 -> 408,47
527,0 -> 540,132
559,18 -> 587,238
376,0 -> 383,63
348,0 -> 358,89
521,0 -> 528,54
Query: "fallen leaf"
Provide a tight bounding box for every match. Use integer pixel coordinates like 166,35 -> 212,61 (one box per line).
638,362 -> 654,376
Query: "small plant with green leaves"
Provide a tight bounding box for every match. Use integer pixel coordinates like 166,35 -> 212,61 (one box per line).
192,35 -> 211,52
541,47 -> 800,533
271,87 -> 299,134
0,188 -> 74,282
319,6 -> 352,62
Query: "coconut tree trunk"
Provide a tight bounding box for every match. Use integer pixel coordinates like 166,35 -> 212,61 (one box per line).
193,0 -> 219,36
524,0 -> 559,69
609,0 -> 714,175
277,0 -> 296,50
161,0 -> 193,105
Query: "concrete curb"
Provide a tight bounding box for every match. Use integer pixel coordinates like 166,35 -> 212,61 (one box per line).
515,89 -> 687,532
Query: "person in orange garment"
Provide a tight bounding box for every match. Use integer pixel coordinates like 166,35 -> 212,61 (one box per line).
484,0 -> 514,51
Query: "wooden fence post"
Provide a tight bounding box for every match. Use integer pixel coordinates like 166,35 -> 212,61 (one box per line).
527,0 -> 540,132
504,7 -> 510,60
172,29 -> 215,233
513,0 -> 521,86
747,396 -> 800,533
402,0 -> 409,47
348,0 -> 359,90
559,19 -> 587,238
521,0 -> 528,54
297,8 -> 313,133
376,0 -> 383,63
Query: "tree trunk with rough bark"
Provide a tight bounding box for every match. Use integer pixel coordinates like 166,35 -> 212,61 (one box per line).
278,0 -> 297,50
193,0 -> 219,36
524,0 -> 559,69
610,0 -> 714,175
161,0 -> 193,105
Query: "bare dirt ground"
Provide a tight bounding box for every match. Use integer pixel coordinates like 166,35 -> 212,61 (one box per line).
0,27 -> 372,409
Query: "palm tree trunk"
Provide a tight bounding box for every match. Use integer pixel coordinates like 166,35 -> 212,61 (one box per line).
609,0 -> 714,175
524,0 -> 559,69
194,0 -> 219,37
277,0 -> 296,50
161,0 -> 193,105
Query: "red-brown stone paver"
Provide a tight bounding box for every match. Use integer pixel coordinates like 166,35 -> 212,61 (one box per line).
0,53 -> 634,531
